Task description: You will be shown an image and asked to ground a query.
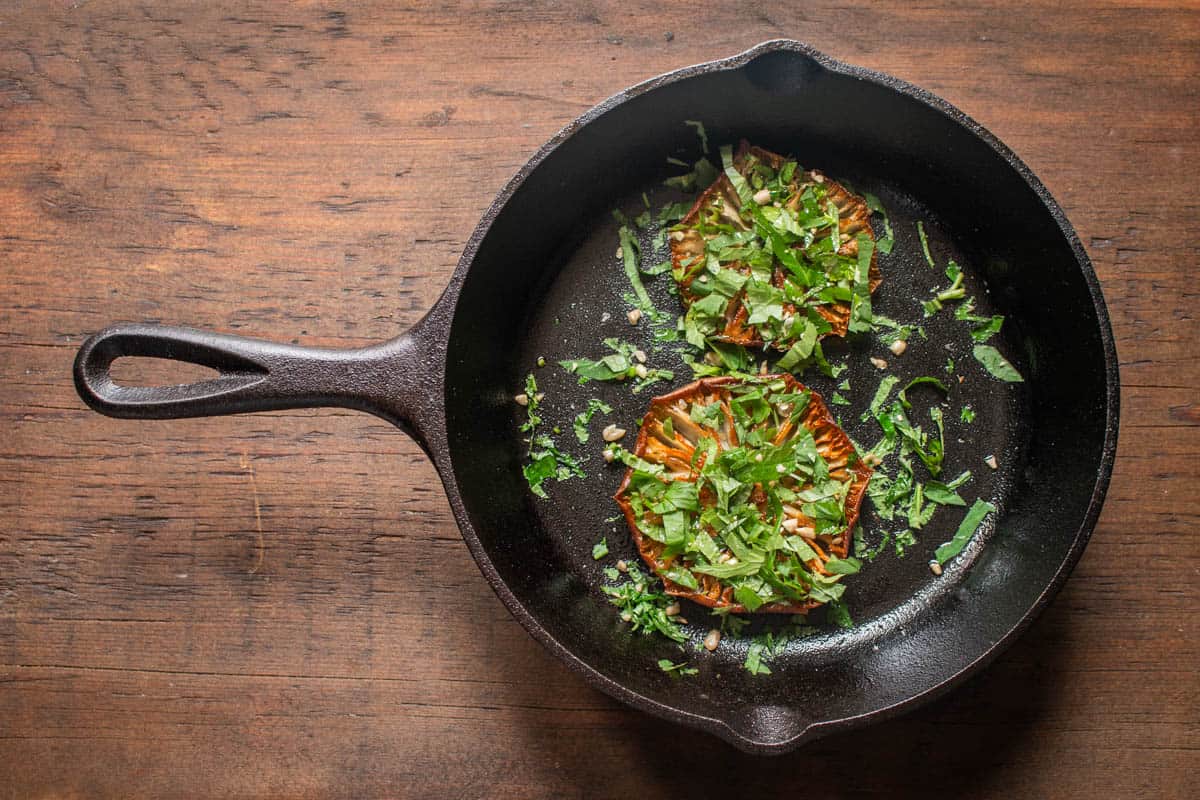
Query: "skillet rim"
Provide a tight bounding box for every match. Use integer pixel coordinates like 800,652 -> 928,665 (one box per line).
427,39 -> 1121,754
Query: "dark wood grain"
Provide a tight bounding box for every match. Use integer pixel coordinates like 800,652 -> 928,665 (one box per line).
1,2 -> 1197,798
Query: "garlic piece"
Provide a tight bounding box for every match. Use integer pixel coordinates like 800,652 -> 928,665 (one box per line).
602,424 -> 627,442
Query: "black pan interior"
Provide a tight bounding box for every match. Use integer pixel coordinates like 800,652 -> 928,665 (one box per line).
443,50 -> 1111,744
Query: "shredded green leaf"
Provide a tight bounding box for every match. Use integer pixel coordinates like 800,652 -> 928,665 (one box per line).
658,658 -> 698,678
935,499 -> 996,564
573,398 -> 614,443
519,374 -> 585,498
825,598 -> 854,628
743,620 -> 816,675
917,220 -> 935,268
863,192 -> 895,255
922,261 -> 966,316
560,339 -> 674,392
955,298 -> 1005,342
603,563 -> 688,642
973,344 -> 1024,382
684,119 -> 709,154
899,376 -> 949,410
592,538 -> 609,560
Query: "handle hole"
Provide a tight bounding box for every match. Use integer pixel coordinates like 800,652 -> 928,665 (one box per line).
109,356 -> 221,388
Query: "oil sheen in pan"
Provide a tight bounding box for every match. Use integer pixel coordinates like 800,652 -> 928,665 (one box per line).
514,169 -> 1029,677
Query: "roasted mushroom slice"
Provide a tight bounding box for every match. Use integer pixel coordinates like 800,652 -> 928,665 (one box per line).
670,141 -> 883,351
614,375 -> 872,614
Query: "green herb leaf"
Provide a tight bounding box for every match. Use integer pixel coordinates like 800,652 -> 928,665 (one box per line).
899,376 -> 949,410
935,498 -> 997,564
720,143 -> 754,207
826,598 -> 854,628
917,220 -> 935,268
973,344 -> 1024,382
664,156 -> 719,193
658,658 -> 698,678
863,192 -> 894,255
955,298 -> 1005,342
960,405 -> 975,423
592,538 -> 609,560
573,398 -> 614,443
684,119 -> 709,154
923,481 -> 966,506
825,557 -> 862,575
893,528 -> 917,557
603,565 -> 688,643
617,224 -> 655,314
863,375 -> 900,421
847,234 -> 875,334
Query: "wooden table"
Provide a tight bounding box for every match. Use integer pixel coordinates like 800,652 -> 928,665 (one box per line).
2,3 -> 1196,797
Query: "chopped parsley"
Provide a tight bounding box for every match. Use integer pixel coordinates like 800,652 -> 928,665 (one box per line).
519,374 -> 585,498
657,658 -> 699,678
960,405 -> 976,423
893,528 -> 917,557
560,338 -> 674,393
615,221 -> 663,323
664,155 -> 719,193
973,344 -> 1024,383
863,192 -> 895,255
573,398 -> 614,443
922,261 -> 967,316
916,220 -> 935,268
592,538 -> 609,560
602,562 -> 688,643
684,119 -> 709,154
743,619 -> 816,675
934,498 -> 996,564
872,313 -> 925,345
825,597 -> 854,628
955,297 -> 1005,342
898,376 -> 949,410
853,527 -> 893,562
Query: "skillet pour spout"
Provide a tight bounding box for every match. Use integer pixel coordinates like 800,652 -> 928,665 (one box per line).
72,39 -> 1119,754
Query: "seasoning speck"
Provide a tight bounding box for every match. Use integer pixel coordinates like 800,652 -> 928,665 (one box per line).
514,394 -> 529,406
627,308 -> 642,325
870,356 -> 889,370
929,561 -> 943,576
704,629 -> 722,651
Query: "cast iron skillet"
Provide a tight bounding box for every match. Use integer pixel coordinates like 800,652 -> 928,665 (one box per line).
73,41 -> 1119,754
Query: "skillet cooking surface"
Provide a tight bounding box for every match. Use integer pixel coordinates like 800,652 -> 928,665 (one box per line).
442,43 -> 1115,750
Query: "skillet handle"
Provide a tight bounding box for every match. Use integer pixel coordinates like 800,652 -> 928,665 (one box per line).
74,322 -> 437,449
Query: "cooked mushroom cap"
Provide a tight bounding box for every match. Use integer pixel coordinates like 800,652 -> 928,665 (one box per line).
670,141 -> 883,348
614,374 -> 873,614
